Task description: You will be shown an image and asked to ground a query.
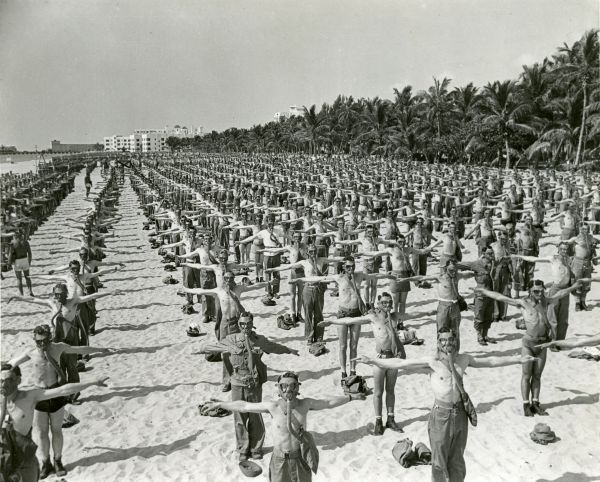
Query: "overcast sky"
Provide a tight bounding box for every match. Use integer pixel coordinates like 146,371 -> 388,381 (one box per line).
0,0 -> 596,150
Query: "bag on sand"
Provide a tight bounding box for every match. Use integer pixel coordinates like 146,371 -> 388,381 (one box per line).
277,314 -> 296,330
308,342 -> 327,357
343,375 -> 369,396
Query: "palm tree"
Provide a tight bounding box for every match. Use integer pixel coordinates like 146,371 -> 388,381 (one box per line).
356,97 -> 398,155
417,77 -> 454,139
479,80 -> 534,169
300,104 -> 331,154
451,82 -> 481,124
552,29 -> 599,166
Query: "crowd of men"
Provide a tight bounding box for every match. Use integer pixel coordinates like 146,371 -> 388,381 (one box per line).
2,152 -> 600,482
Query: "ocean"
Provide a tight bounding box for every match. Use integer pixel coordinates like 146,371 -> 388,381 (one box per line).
0,154 -> 54,175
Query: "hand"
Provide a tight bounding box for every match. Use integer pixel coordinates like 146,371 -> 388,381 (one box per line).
317,320 -> 332,328
536,341 -> 556,350
94,376 -> 110,387
290,349 -> 300,356
112,289 -> 124,296
202,400 -> 221,412
520,355 -> 539,363
351,355 -> 372,364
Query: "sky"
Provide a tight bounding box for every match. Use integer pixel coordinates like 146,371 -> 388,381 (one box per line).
0,0 -> 597,150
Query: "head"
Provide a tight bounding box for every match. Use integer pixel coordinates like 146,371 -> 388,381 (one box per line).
33,324 -> 53,351
396,234 -> 406,247
0,363 -> 21,397
437,328 -> 458,357
218,249 -> 229,264
343,257 -> 355,276
557,242 -> 569,257
529,279 -> 545,301
277,371 -> 301,402
377,291 -> 393,313
444,259 -> 458,277
307,243 -> 317,259
79,247 -> 89,261
52,282 -> 68,304
482,247 -> 494,268
365,224 -> 375,238
238,312 -> 254,335
266,216 -> 275,230
69,260 -> 81,274
223,271 -> 236,289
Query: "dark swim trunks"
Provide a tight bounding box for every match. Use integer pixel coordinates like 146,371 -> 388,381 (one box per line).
35,384 -> 68,413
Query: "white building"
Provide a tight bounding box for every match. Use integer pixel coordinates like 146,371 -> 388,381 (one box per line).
103,132 -> 168,153
273,105 -> 304,121
104,124 -> 203,152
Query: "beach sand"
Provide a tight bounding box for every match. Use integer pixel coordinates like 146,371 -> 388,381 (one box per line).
1,169 -> 599,482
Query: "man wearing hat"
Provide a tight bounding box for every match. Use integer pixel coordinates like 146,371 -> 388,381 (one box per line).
196,313 -> 299,462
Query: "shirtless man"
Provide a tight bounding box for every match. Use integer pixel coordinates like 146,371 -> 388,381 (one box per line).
195,313 -> 298,461
178,271 -> 269,391
319,291 -> 406,435
475,279 -> 585,416
0,363 -> 108,482
512,243 -> 575,341
430,221 -> 464,267
7,325 -> 112,478
238,215 -> 283,305
259,231 -> 306,324
564,222 -> 598,310
357,328 -> 534,482
204,371 -> 364,482
363,233 -> 433,316
269,243 -> 351,346
8,283 -> 121,379
7,229 -> 34,296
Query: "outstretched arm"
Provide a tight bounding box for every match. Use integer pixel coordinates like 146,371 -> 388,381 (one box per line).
319,316 -> 371,328
468,354 -> 535,368
474,287 -> 525,307
355,354 -> 432,371
537,333 -> 600,350
205,399 -> 273,414
305,394 -> 364,410
35,377 -> 109,402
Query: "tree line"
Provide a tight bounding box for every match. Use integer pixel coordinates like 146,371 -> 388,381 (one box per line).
166,30 -> 599,169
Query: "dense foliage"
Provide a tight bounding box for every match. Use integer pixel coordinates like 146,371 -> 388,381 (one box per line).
167,30 -> 599,169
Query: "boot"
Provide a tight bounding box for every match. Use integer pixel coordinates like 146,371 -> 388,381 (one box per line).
385,415 -> 404,432
484,328 -> 497,344
531,401 -> 548,416
40,459 -> 54,479
477,329 -> 487,346
373,418 -> 384,435
523,402 -> 534,417
54,457 -> 67,477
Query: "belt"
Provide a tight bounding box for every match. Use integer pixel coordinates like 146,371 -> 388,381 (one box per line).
434,400 -> 463,410
438,298 -> 457,304
272,448 -> 301,459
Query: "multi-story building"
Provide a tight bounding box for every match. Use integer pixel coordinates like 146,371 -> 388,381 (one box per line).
104,124 -> 203,152
51,140 -> 99,153
274,105 -> 304,121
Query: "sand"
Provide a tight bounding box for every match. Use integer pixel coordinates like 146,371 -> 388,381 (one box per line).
1,168 -> 599,482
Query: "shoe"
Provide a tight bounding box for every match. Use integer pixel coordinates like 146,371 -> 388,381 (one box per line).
296,313 -> 304,323
202,316 -> 211,323
575,302 -> 582,312
221,383 -> 231,392
523,403 -> 534,417
77,361 -> 86,372
349,370 -> 356,376
385,416 -> 404,432
477,333 -> 487,346
83,354 -> 91,362
531,401 -> 548,416
239,453 -> 249,462
250,452 -> 263,460
186,327 -> 202,337
54,457 -> 67,477
373,418 -> 384,436
582,301 -> 591,311
484,329 -> 497,344
40,459 -> 54,479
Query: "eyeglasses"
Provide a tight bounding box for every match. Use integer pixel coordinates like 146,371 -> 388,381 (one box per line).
380,300 -> 392,306
531,289 -> 544,294
278,382 -> 299,390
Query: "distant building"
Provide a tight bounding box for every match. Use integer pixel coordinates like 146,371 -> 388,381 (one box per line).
274,105 -> 304,121
104,124 -> 203,152
51,140 -> 100,153
0,145 -> 17,154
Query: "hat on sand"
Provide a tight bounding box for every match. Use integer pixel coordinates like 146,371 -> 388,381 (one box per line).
238,460 -> 263,478
530,423 -> 556,445
392,438 -> 415,468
